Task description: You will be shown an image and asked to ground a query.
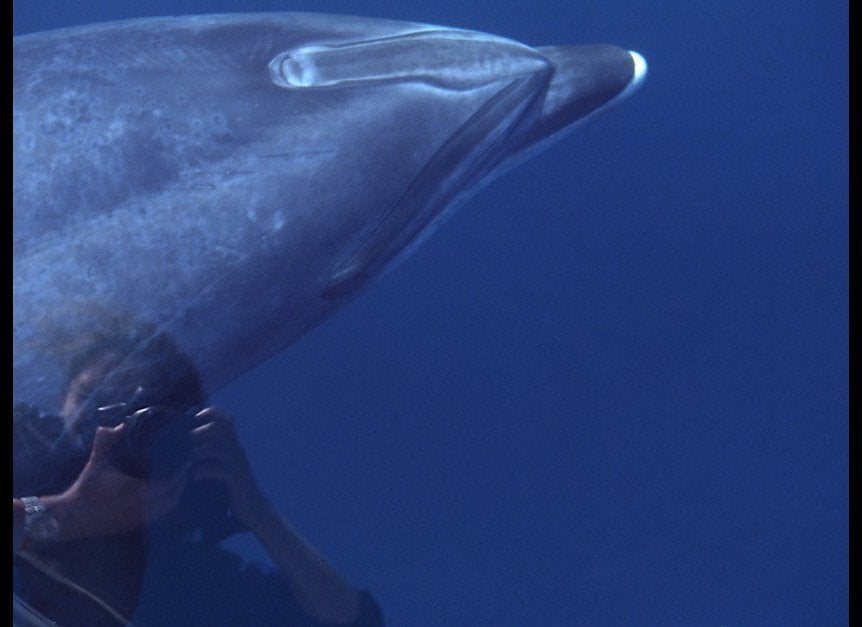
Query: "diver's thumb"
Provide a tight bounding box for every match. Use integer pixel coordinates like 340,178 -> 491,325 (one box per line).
90,423 -> 126,460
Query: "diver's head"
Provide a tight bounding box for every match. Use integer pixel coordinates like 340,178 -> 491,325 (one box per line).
50,316 -> 238,540
57,319 -> 203,441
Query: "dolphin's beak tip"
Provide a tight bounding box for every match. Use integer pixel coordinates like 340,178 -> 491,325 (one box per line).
628,50 -> 648,92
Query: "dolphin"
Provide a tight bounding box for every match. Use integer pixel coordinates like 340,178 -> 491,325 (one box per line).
13,13 -> 647,411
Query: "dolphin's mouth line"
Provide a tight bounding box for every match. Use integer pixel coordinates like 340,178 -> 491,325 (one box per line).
324,70 -> 552,296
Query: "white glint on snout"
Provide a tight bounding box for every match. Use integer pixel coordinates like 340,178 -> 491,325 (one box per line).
615,50 -> 648,102
629,51 -> 648,88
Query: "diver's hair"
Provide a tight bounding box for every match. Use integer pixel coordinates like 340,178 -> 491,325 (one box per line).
55,314 -> 203,411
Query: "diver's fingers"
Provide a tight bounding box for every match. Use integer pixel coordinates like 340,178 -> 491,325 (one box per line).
89,424 -> 126,460
194,407 -> 240,433
191,421 -> 244,457
194,406 -> 224,420
193,407 -> 235,431
190,420 -> 225,441
192,415 -> 237,439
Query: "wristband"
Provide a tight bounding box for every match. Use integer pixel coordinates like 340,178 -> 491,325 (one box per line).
20,496 -> 60,543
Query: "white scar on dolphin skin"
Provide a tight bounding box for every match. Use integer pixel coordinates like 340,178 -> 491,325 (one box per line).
13,13 -> 647,411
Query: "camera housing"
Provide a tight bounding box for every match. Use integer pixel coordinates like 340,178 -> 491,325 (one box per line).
107,405 -> 196,480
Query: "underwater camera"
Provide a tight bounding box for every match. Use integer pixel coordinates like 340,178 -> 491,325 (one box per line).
97,391 -> 197,480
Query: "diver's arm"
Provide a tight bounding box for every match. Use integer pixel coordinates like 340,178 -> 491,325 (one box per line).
190,408 -> 363,625
240,492 -> 363,625
13,424 -> 186,548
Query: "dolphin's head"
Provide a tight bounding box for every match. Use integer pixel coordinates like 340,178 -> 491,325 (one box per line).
14,13 -> 649,407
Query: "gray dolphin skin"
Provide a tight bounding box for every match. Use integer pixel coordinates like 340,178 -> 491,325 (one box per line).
13,13 -> 647,410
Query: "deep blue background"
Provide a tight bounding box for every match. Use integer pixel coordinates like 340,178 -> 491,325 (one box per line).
14,2 -> 849,625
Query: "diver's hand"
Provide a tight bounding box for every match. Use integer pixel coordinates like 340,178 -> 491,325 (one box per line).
188,408 -> 363,624
189,407 -> 269,526
56,424 -> 189,539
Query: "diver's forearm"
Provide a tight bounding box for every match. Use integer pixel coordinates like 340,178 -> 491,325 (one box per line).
12,493 -> 88,549
244,496 -> 361,625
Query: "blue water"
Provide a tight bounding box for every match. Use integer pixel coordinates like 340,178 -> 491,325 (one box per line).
14,1 -> 849,625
